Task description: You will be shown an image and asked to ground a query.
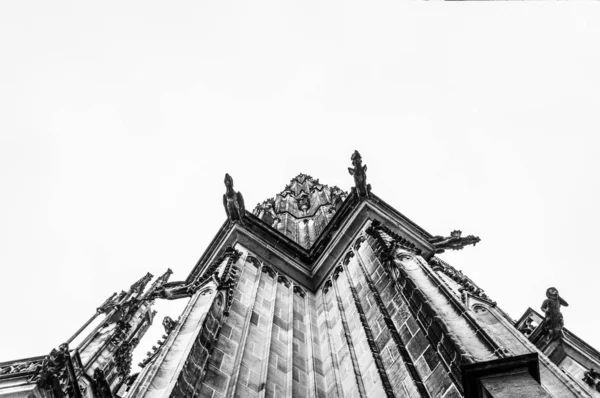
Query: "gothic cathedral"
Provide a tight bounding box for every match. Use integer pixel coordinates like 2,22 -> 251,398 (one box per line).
2,151 -> 600,398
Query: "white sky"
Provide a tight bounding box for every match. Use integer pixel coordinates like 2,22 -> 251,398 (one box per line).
1,2 -> 600,364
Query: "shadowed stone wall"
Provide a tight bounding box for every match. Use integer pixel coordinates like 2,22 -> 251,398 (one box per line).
188,231 -> 464,398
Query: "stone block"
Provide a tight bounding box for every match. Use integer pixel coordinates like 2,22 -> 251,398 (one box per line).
203,364 -> 230,395
415,355 -> 432,379
407,330 -> 429,361
425,363 -> 453,398
423,346 -> 440,371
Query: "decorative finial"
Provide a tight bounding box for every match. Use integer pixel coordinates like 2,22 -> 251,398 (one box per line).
428,230 -> 480,254
223,173 -> 246,225
348,150 -> 371,198
541,287 -> 569,341
130,272 -> 154,294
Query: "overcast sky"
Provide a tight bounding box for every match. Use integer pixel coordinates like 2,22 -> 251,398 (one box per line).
1,2 -> 600,364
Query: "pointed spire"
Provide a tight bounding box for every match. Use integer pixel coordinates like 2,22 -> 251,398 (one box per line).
348,150 -> 371,198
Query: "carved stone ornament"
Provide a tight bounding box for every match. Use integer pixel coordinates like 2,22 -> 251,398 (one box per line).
0,359 -> 41,376
130,272 -> 153,294
149,280 -> 202,301
540,287 -> 569,341
223,173 -> 246,225
96,292 -> 118,314
583,368 -> 600,392
429,257 -> 496,306
29,344 -> 71,398
91,368 -> 114,398
139,317 -> 178,369
111,320 -> 132,345
428,230 -> 480,253
114,338 -> 139,380
348,150 -> 371,198
296,192 -> 311,212
162,316 -> 177,334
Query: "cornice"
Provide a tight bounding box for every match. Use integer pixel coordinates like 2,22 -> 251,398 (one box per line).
185,191 -> 439,292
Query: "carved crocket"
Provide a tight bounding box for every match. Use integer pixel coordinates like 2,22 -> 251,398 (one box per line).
348,150 -> 371,198
541,287 -> 569,341
428,230 -> 480,254
223,173 -> 246,224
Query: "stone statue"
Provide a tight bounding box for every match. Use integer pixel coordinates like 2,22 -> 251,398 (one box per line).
223,173 -> 246,224
162,316 -> 177,334
541,287 -> 569,340
428,230 -> 480,253
348,150 -> 371,198
91,368 -> 113,398
29,345 -> 69,397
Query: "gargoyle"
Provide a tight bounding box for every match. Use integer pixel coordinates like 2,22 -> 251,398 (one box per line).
348,150 -> 371,198
541,287 -> 569,341
91,368 -> 113,398
223,173 -> 245,225
149,280 -> 202,301
428,230 -> 480,253
162,316 -> 177,334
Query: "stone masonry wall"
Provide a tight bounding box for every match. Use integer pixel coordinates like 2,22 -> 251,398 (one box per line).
189,233 -> 465,398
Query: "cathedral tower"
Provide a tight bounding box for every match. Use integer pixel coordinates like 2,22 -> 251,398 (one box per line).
1,151 -> 599,397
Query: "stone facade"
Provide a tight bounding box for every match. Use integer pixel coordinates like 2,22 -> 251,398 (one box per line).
2,157 -> 600,398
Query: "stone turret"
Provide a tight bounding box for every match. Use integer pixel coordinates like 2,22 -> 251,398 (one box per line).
253,174 -> 347,249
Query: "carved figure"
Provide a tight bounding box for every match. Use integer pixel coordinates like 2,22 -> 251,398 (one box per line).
541,287 -> 569,340
91,368 -> 113,398
348,150 -> 371,198
583,368 -> 600,392
428,230 -> 480,253
223,173 -> 246,224
29,346 -> 69,397
296,192 -> 310,212
162,316 -> 177,334
149,280 -> 202,301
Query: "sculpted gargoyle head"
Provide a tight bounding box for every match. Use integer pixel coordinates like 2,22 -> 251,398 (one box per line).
351,150 -> 362,165
546,287 -> 559,300
224,173 -> 234,188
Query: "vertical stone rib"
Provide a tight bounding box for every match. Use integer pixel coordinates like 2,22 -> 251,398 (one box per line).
257,271 -> 279,398
340,258 -> 396,398
304,293 -> 317,398
286,283 -> 294,397
226,258 -> 263,398
331,270 -> 368,398
354,247 -> 431,398
321,284 -> 344,398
